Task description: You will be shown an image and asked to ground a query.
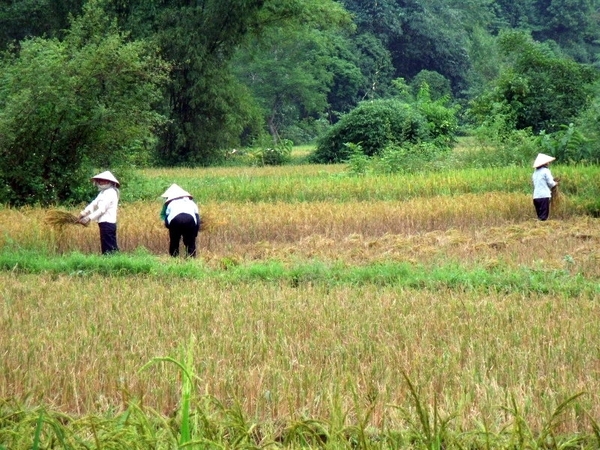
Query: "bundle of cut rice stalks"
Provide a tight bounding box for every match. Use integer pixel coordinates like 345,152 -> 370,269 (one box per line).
199,212 -> 226,233
551,177 -> 562,208
45,210 -> 88,227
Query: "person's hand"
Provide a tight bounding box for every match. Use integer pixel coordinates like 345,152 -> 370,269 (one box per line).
79,216 -> 91,225
79,210 -> 89,218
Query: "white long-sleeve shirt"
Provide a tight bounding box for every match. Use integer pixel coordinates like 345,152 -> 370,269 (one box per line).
83,187 -> 119,223
166,197 -> 199,225
532,167 -> 557,199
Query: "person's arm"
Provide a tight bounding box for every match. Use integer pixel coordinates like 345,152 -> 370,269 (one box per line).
80,197 -> 98,217
79,195 -> 100,223
164,203 -> 171,228
546,170 -> 557,189
193,202 -> 200,232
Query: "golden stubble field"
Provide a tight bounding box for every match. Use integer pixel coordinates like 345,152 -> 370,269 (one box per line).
1,190 -> 599,434
1,192 -> 598,275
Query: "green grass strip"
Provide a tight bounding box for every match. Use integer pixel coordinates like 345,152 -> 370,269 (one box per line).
0,250 -> 597,296
124,165 -> 600,204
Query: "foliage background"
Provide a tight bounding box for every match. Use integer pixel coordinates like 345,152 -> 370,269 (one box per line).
1,0 -> 600,205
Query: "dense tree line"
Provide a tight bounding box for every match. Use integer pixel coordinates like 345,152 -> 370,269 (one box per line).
1,0 -> 600,204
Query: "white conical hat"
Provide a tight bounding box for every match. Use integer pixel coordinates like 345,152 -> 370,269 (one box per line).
161,183 -> 181,198
91,170 -> 120,187
164,184 -> 192,202
533,153 -> 556,168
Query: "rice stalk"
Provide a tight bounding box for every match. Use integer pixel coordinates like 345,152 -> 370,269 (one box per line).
44,210 -> 87,227
501,392 -> 533,448
551,183 -> 561,207
138,336 -> 197,447
31,410 -> 44,450
393,371 -> 456,450
586,411 -> 600,447
284,418 -> 330,447
536,392 -> 586,448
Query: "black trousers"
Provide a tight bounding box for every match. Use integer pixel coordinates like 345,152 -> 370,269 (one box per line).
533,197 -> 551,221
168,213 -> 198,257
98,222 -> 119,254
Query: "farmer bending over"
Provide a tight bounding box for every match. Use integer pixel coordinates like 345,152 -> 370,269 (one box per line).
161,184 -> 200,257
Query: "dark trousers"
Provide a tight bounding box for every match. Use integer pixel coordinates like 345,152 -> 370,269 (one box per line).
533,197 -> 551,221
99,222 -> 119,254
168,213 -> 198,257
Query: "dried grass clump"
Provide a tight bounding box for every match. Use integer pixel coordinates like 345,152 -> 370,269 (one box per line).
44,210 -> 87,227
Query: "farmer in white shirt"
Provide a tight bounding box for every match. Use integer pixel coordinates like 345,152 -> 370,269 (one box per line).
161,184 -> 200,257
532,153 -> 559,221
78,171 -> 120,254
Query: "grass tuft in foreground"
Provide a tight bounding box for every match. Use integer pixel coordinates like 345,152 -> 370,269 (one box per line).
1,384 -> 598,449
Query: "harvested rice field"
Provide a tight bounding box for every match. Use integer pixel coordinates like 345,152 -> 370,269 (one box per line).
1,164 -> 599,448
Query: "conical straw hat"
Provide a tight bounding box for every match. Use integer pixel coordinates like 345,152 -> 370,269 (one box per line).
91,171 -> 120,187
164,184 -> 192,202
533,153 -> 556,168
161,183 -> 181,198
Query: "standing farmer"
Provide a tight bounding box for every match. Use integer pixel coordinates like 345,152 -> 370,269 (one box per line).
532,153 -> 559,221
161,184 -> 200,257
79,171 -> 120,254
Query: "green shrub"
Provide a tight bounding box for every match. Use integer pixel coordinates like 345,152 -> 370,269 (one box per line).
416,85 -> 459,148
345,143 -> 371,176
311,99 -> 429,163
248,138 -> 294,166
459,113 -> 538,169
568,90 -> 600,164
311,90 -> 459,164
536,124 -> 593,164
374,142 -> 443,174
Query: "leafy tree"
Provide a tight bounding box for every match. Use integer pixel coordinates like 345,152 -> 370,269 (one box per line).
0,1 -> 169,206
493,0 -> 600,63
340,0 -> 404,40
317,32 -> 396,127
233,27 -> 332,143
558,82 -> 600,163
470,30 -> 599,135
463,25 -> 501,98
321,34 -> 370,123
339,0 -> 494,96
345,32 -> 396,103
492,0 -> 537,29
410,70 -> 452,101
105,0 -> 352,164
0,0 -> 85,49
232,4 -> 354,144
387,0 -> 472,94
537,0 -> 600,63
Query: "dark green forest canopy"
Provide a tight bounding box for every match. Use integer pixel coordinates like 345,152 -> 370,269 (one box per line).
1,0 -> 600,178
103,0 -> 353,164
